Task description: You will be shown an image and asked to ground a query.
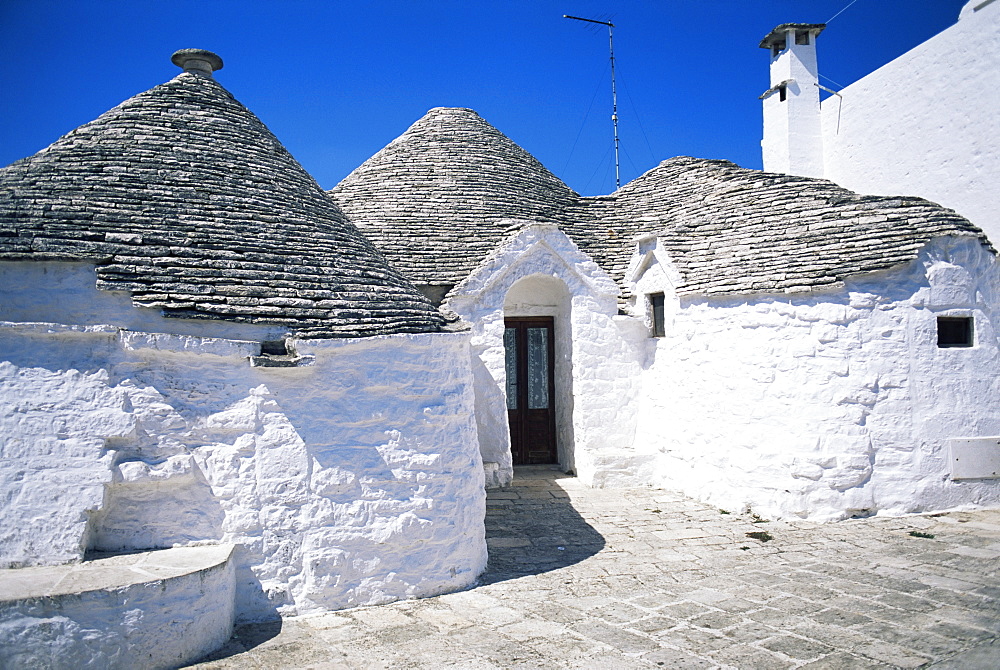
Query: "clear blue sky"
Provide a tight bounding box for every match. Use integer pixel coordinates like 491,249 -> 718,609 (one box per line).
0,0 -> 967,196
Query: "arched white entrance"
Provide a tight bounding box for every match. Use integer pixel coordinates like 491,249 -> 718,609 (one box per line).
443,223 -> 627,488
503,274 -> 575,471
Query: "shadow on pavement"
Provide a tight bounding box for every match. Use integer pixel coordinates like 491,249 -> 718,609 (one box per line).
186,466 -> 602,665
479,465 -> 606,584
185,620 -> 283,666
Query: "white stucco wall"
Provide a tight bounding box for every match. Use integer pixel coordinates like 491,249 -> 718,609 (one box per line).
446,224 -> 646,488
0,330 -> 131,567
632,235 -> 1000,521
0,262 -> 486,621
818,2 -> 1000,241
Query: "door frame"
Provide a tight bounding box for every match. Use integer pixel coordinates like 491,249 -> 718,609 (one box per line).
504,316 -> 558,465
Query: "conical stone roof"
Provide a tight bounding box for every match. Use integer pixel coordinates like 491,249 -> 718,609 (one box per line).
0,53 -> 445,338
328,107 -> 580,286
566,156 -> 989,296
331,109 -> 988,301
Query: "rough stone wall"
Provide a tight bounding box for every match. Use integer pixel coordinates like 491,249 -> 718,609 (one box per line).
0,261 -> 289,341
568,307 -> 647,487
0,335 -> 130,567
818,1 -> 1000,242
0,263 -> 485,620
633,235 -> 1000,520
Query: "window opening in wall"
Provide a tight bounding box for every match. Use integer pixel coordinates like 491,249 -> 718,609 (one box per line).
771,41 -> 785,58
937,316 -> 973,348
795,30 -> 810,45
650,293 -> 665,338
260,339 -> 288,356
778,83 -> 787,102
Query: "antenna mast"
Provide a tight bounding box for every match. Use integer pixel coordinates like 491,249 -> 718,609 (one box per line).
564,14 -> 621,190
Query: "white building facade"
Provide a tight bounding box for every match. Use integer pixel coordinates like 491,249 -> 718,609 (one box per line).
5,28 -> 1000,666
331,106 -> 1000,524
630,234 -> 1000,521
761,0 -> 1000,242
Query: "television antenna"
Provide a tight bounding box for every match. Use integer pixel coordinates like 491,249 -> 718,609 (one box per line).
564,14 -> 621,190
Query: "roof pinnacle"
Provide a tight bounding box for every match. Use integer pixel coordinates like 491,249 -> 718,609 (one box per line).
170,49 -> 223,77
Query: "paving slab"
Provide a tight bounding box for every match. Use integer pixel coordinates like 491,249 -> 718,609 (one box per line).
189,466 -> 1000,669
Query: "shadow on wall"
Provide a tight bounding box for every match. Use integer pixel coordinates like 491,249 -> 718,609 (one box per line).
479,466 -> 605,584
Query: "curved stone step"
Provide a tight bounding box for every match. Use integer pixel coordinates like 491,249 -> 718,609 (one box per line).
0,544 -> 236,670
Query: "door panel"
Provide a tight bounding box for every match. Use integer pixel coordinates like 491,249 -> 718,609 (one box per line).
504,317 -> 557,465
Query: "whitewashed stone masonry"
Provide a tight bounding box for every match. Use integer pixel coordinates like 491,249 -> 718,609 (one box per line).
0,545 -> 236,670
0,262 -> 486,620
760,23 -> 826,178
630,235 -> 1000,521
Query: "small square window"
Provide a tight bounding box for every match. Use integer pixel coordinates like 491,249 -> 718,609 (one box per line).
795,30 -> 810,45
650,293 -> 665,338
261,339 -> 288,356
937,316 -> 973,348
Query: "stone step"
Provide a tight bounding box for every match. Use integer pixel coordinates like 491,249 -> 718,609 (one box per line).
0,544 -> 236,670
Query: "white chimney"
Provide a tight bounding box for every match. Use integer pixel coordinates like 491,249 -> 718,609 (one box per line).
759,23 -> 826,178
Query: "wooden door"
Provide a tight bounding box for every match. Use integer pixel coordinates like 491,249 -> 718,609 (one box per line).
504,317 -> 558,464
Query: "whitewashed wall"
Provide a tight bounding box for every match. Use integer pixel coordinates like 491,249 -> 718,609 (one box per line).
446,224 -> 646,488
0,261 -> 486,621
818,1 -> 1000,241
632,235 -> 1000,521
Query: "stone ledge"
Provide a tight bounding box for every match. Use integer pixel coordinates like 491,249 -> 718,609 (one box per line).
0,544 -> 234,602
0,544 -> 237,670
0,320 -> 118,336
249,353 -> 315,367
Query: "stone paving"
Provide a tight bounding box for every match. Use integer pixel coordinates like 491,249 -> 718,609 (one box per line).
190,466 -> 1000,669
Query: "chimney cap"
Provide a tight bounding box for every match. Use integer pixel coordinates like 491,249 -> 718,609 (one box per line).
171,49 -> 224,76
759,23 -> 825,49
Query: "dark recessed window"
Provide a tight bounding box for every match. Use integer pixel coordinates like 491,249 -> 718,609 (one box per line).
937,316 -> 973,348
771,41 -> 786,58
778,83 -> 787,102
795,30 -> 810,45
261,339 -> 288,356
650,293 -> 665,338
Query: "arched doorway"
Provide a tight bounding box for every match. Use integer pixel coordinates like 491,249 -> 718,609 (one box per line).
503,274 -> 574,470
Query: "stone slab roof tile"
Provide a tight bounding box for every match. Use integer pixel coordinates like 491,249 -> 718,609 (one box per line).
328,107 -> 580,286
328,111 -> 987,302
0,65 -> 445,338
609,157 -> 988,296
